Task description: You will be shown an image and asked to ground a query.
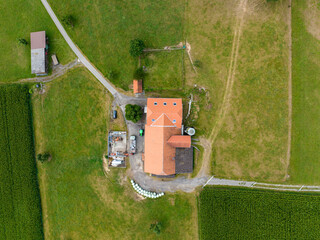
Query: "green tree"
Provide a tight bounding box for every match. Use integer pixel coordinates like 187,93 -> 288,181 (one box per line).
62,15 -> 76,28
133,67 -> 145,80
150,222 -> 162,235
125,104 -> 142,123
129,39 -> 145,57
18,38 -> 28,45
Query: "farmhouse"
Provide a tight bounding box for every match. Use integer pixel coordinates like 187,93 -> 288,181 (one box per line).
144,98 -> 193,176
30,31 -> 47,75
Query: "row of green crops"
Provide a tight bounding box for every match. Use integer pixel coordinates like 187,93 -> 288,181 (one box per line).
0,85 -> 44,240
199,187 -> 320,240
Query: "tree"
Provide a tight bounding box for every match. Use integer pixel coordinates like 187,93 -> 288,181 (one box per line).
37,153 -> 51,163
150,222 -> 162,235
125,104 -> 142,123
62,15 -> 76,28
133,67 -> 145,80
129,39 -> 145,57
18,38 -> 28,45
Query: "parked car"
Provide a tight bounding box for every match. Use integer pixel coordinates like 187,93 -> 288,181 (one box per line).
113,110 -> 117,119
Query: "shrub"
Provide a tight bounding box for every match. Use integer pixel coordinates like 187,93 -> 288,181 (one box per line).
62,15 -> 76,28
194,60 -> 202,68
125,104 -> 142,123
18,38 -> 28,45
133,67 -> 146,80
37,152 -> 51,163
129,39 -> 145,57
150,222 -> 162,235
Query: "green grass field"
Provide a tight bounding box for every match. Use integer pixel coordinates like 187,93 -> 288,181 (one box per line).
209,1 -> 289,181
199,187 -> 320,240
32,68 -> 197,239
0,85 -> 44,240
47,0 -> 185,90
290,0 -> 320,184
0,0 -> 74,83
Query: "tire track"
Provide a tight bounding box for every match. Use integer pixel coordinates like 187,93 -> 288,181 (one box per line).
197,0 -> 247,177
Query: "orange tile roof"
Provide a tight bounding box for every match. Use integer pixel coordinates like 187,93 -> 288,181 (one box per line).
144,98 -> 187,176
133,79 -> 142,94
167,135 -> 191,148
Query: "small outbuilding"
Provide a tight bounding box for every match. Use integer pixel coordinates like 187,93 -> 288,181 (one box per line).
133,79 -> 143,94
30,31 -> 47,76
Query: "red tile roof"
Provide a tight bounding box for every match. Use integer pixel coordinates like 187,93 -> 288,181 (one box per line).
133,79 -> 142,94
167,135 -> 191,148
144,98 -> 189,176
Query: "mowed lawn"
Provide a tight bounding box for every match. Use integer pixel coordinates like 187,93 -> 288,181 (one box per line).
290,0 -> 320,184
32,68 -> 197,240
212,1 -> 289,181
199,187 -> 320,240
0,85 -> 44,240
47,0 -> 185,90
0,0 -> 74,83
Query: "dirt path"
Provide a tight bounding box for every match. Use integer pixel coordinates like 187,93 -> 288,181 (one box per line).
285,0 -> 292,179
196,0 -> 248,178
0,59 -> 81,85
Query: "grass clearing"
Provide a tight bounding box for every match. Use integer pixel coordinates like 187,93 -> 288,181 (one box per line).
143,51 -> 185,91
0,85 -> 44,240
32,68 -> 198,239
0,0 -> 74,83
47,0 -> 186,90
199,187 -> 320,240
211,1 -> 289,182
289,0 -> 320,184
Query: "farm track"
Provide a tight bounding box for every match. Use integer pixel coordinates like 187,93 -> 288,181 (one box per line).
197,0 -> 248,178
285,0 -> 293,180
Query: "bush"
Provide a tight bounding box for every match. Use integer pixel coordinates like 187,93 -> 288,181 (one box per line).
194,60 -> 202,68
150,222 -> 162,235
62,15 -> 76,28
18,38 -> 28,45
125,104 -> 142,123
129,39 -> 145,57
133,67 -> 146,80
37,152 -> 51,163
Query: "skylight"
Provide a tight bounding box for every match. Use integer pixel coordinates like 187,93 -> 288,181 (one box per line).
173,119 -> 176,123
152,119 -> 155,122
154,102 -> 157,105
173,102 -> 177,106
163,102 -> 167,106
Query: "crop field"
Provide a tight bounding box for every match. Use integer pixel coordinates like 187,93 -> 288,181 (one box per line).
289,0 -> 320,184
47,0 -> 185,90
32,68 -> 197,239
0,0 -> 74,83
0,85 -> 44,239
199,187 -> 320,240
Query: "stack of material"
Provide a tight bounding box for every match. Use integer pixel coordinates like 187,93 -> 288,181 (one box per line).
130,179 -> 164,199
